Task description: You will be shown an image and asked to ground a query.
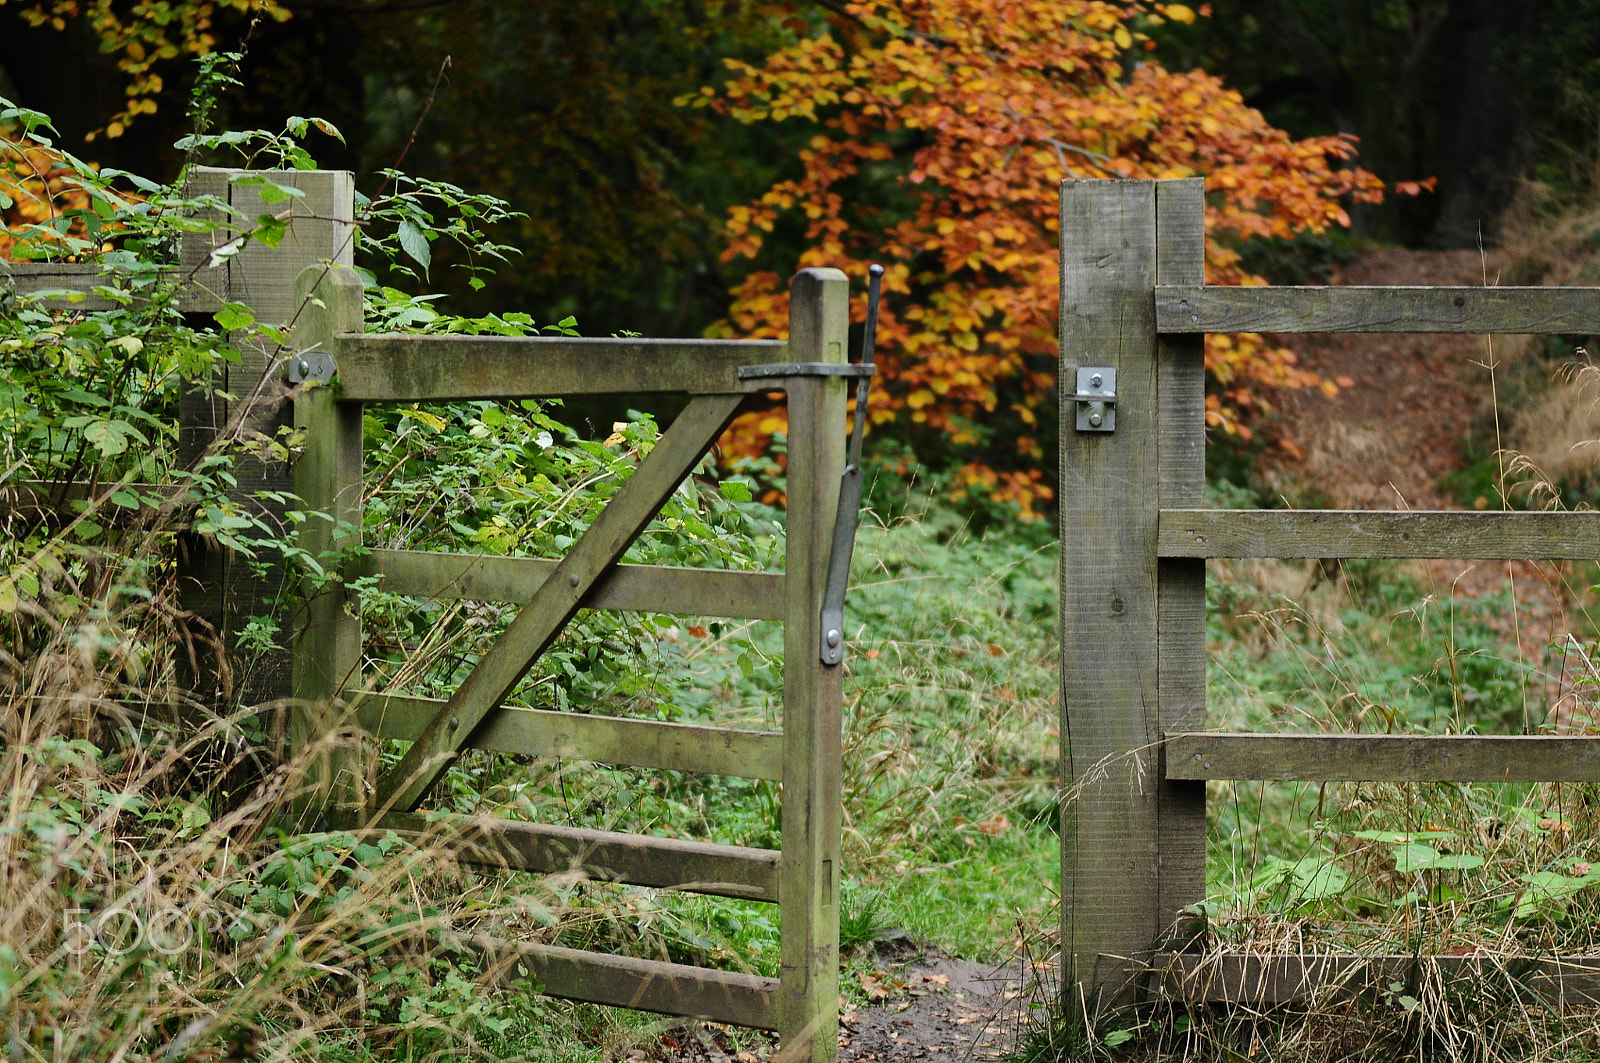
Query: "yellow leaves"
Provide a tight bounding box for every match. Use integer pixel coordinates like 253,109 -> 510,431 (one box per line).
1113,26 -> 1132,50
1160,4 -> 1198,24
906,389 -> 936,410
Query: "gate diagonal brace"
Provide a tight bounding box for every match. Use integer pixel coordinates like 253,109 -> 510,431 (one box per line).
376,392 -> 746,812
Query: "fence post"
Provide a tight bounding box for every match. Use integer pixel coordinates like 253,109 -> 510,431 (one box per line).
290,264 -> 366,811
777,267 -> 848,1062
1058,179 -> 1163,1012
1059,178 -> 1210,1013
176,168 -> 356,718
1154,180 -> 1209,953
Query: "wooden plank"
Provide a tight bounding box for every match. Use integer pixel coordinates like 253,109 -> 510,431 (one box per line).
451,933 -> 778,1029
177,166 -> 230,312
1154,179 -> 1208,954
1165,732 -> 1600,782
1156,284 -> 1600,334
348,691 -> 784,781
1159,508 -> 1600,559
333,810 -> 779,902
289,265 -> 366,811
1059,180 -> 1163,1009
1155,952 -> 1600,1007
776,269 -> 847,1063
332,333 -> 787,401
357,549 -> 785,621
0,262 -> 121,310
376,391 -> 747,812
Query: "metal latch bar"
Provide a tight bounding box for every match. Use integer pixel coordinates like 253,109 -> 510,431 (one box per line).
819,263 -> 883,665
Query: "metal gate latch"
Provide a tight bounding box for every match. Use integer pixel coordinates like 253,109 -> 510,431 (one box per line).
1074,367 -> 1116,432
286,350 -> 336,386
819,263 -> 884,665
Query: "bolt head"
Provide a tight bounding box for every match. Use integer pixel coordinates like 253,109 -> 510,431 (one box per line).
568,573 -> 580,588
449,716 -> 460,729
297,358 -> 310,376
826,628 -> 841,647
1090,373 -> 1102,388
1089,412 -> 1103,427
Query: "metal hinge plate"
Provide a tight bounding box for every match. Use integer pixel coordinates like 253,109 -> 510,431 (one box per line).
1074,367 -> 1116,432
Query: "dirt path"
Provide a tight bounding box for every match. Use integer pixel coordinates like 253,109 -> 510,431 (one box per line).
653,951 -> 1042,1063
1265,248 -> 1502,510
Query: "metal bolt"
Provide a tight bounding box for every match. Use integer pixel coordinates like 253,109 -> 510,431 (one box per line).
568,573 -> 580,588
1089,411 -> 1103,427
449,716 -> 459,729
297,358 -> 310,377
825,628 -> 841,648
1090,373 -> 1102,388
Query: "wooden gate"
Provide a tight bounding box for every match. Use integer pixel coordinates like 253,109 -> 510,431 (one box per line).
287,261 -> 851,1062
1060,178 -> 1600,1013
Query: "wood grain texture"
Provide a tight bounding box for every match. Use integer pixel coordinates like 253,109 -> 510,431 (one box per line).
355,549 -> 785,621
332,334 -> 786,400
1059,179 -> 1162,1009
223,170 -> 356,711
1159,508 -> 1600,559
376,392 -> 746,812
776,269 -> 847,1063
451,934 -> 779,1028
348,691 -> 784,781
289,265 -> 366,811
1154,179 -> 1208,954
334,810 -> 780,902
1165,732 -> 1600,782
1155,952 -> 1600,1007
1156,284 -> 1600,334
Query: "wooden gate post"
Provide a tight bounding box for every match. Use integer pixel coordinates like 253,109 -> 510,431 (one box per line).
290,264 -> 366,811
777,267 -> 848,1062
1059,179 -> 1207,1016
177,169 -> 356,716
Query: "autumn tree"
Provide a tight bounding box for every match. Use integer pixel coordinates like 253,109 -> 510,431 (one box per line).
702,0 -> 1386,514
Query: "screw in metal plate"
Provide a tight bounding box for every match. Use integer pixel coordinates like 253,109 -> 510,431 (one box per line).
297,359 -> 310,377
826,628 -> 841,648
1089,412 -> 1103,427
1090,373 -> 1102,388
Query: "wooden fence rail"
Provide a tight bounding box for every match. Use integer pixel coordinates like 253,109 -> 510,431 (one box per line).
1060,178 -> 1600,1016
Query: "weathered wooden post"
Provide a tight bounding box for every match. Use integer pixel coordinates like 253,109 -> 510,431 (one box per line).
290,264 -> 366,809
1058,179 -> 1207,1015
777,267 -> 848,1062
177,168 -> 356,716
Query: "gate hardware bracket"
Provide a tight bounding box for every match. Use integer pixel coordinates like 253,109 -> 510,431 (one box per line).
819,263 -> 884,665
737,362 -> 876,380
1073,367 -> 1116,432
287,350 -> 337,386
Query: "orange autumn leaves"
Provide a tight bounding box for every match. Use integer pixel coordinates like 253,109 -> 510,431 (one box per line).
702,0 -> 1384,513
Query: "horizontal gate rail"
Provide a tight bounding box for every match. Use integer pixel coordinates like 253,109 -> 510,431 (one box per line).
1165,733 -> 1600,783
353,548 -> 784,620
330,811 -> 780,902
1158,508 -> 1600,559
1155,953 -> 1600,1007
1155,284 -> 1600,334
331,332 -> 788,400
349,691 -> 784,780
454,933 -> 779,1028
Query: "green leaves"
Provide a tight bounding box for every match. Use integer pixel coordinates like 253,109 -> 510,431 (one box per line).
397,219 -> 431,274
